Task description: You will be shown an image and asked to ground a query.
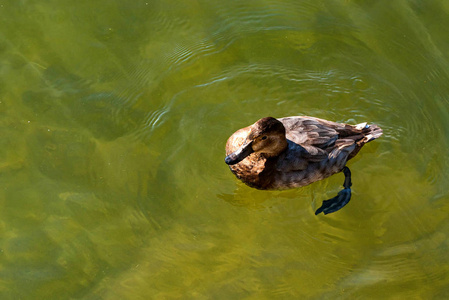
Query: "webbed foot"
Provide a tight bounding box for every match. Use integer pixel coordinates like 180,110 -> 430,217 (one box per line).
315,167 -> 352,215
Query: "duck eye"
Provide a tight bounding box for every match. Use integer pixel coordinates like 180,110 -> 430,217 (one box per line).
261,136 -> 268,140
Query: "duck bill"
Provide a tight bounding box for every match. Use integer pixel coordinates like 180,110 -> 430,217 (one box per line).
225,141 -> 254,165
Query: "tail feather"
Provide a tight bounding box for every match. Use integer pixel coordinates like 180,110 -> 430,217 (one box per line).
354,122 -> 367,130
347,123 -> 382,160
363,124 -> 383,142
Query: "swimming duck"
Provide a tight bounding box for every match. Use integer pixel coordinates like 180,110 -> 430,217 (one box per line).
225,116 -> 382,215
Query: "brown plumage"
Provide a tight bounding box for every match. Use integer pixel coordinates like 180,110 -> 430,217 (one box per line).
225,116 -> 382,214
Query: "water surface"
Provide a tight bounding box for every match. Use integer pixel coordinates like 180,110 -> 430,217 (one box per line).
1,0 -> 449,299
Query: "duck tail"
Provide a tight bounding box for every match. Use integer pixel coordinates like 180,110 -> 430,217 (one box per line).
358,123 -> 383,143
346,123 -> 382,160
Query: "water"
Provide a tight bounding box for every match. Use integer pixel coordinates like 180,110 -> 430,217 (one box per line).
1,0 -> 449,299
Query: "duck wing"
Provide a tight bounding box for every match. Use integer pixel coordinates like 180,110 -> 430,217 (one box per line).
279,116 -> 374,164
280,116 -> 350,163
280,116 -> 342,148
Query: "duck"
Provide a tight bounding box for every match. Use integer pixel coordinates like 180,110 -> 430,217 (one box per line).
225,116 -> 382,215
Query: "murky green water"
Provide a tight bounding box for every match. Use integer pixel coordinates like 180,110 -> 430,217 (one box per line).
1,0 -> 449,299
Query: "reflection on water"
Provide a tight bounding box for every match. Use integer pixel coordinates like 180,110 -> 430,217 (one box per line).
1,0 -> 449,298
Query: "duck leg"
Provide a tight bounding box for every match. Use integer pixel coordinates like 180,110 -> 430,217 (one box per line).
315,167 -> 352,215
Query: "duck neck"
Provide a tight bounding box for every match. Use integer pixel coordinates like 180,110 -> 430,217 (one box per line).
264,138 -> 288,158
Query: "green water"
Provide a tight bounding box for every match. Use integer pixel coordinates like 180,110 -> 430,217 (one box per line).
1,0 -> 449,299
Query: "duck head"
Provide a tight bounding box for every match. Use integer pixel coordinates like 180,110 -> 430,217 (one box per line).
225,117 -> 288,165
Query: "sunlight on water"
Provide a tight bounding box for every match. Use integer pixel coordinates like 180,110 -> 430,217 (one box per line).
1,0 -> 449,299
